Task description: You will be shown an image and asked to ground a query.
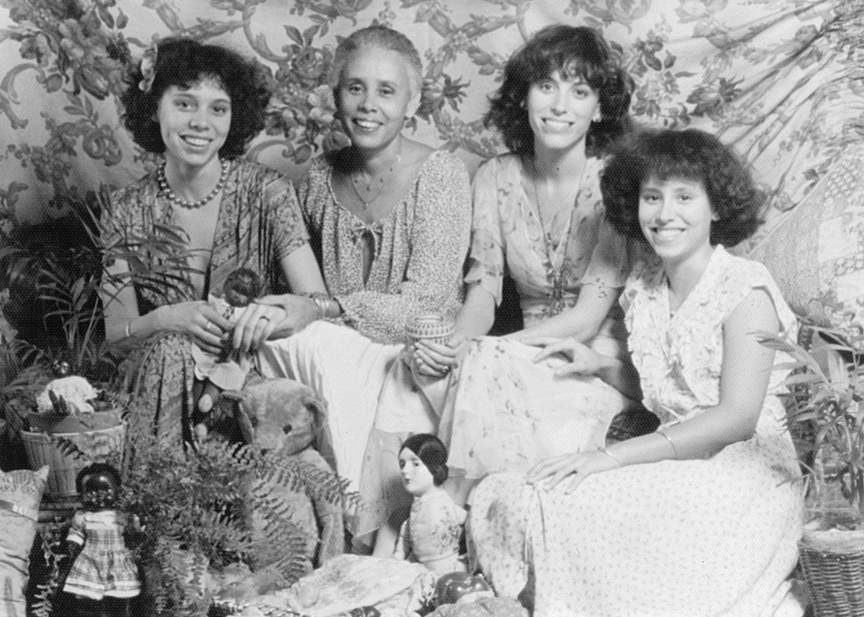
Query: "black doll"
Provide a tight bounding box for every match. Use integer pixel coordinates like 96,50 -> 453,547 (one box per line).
62,463 -> 141,613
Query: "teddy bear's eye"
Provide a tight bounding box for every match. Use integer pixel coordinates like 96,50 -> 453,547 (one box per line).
282,423 -> 292,435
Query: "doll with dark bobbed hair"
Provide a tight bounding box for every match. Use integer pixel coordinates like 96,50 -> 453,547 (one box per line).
394,434 -> 466,575
101,37 -> 329,452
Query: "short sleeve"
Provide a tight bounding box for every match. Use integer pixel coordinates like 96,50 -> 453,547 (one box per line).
260,170 -> 309,262
464,157 -> 507,305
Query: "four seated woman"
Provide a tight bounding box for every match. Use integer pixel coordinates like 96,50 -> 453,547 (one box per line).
95,21 -> 805,614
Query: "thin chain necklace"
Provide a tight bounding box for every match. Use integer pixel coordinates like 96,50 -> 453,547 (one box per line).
349,143 -> 403,207
158,159 -> 229,209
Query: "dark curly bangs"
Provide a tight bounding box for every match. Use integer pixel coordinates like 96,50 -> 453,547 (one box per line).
484,25 -> 633,158
602,128 -> 766,247
121,37 -> 272,159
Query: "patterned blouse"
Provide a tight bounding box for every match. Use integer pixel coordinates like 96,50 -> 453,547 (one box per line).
105,159 -> 309,311
298,150 -> 472,343
465,154 -> 631,328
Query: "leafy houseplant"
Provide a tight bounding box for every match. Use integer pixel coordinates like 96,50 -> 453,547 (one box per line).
760,324 -> 864,617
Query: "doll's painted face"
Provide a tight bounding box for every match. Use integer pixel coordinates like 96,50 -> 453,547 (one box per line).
80,471 -> 118,511
399,448 -> 435,497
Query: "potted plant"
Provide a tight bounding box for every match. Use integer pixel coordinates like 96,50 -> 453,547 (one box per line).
760,324 -> 864,617
19,375 -> 126,500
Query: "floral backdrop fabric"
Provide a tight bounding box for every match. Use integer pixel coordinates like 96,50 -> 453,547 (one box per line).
0,0 -> 862,337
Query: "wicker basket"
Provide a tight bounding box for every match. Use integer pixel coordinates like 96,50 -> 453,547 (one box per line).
799,526 -> 864,617
21,414 -> 125,500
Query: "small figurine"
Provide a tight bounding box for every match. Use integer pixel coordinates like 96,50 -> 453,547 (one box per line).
62,463 -> 141,614
394,434 -> 467,575
191,267 -> 262,440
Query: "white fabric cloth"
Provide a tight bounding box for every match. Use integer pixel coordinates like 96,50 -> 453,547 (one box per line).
257,321 -> 401,495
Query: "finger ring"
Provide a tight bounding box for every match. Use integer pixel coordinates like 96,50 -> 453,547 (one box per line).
259,315 -> 271,323
204,322 -> 212,332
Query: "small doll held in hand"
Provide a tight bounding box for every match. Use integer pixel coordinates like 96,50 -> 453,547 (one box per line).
62,463 -> 141,614
191,267 -> 262,439
394,434 -> 467,575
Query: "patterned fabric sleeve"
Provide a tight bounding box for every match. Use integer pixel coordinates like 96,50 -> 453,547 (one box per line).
67,511 -> 86,546
336,153 -> 472,340
259,168 -> 310,263
464,157 -> 506,305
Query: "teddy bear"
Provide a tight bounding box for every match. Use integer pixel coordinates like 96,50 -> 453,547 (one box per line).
220,378 -> 345,573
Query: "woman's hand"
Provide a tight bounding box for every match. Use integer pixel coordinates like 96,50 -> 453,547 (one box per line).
230,300 -> 291,355
411,333 -> 467,378
521,336 -> 605,377
163,301 -> 233,355
527,449 -> 620,494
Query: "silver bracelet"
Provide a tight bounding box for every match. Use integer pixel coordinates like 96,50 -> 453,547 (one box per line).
124,319 -> 133,338
656,428 -> 679,459
310,295 -> 327,320
599,448 -> 623,467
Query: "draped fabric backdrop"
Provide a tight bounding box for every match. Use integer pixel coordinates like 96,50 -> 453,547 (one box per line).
1,0 -> 862,338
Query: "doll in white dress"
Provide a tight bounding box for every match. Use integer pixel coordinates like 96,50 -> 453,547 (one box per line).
393,434 -> 467,576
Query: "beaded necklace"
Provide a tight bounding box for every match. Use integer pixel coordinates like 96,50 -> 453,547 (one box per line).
527,160 -> 581,317
157,159 -> 229,209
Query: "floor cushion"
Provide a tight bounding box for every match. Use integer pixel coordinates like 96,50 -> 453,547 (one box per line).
0,466 -> 48,617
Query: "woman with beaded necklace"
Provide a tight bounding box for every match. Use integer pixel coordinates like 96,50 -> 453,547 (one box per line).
256,25 -> 472,512
101,38 -> 329,448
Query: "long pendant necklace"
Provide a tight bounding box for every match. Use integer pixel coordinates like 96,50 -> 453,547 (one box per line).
528,166 -> 580,317
158,158 -> 229,209
349,143 -> 403,207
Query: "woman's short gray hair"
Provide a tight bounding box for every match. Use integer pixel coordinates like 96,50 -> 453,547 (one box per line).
329,24 -> 423,99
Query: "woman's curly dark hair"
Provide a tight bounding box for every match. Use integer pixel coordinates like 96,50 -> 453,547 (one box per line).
121,38 -> 272,159
485,25 -> 634,158
602,128 -> 766,247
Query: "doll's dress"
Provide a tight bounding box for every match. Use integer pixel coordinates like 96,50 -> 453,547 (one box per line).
191,294 -> 252,391
396,488 -> 467,575
64,510 -> 140,599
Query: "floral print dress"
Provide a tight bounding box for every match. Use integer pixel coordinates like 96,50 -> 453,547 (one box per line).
442,154 -> 635,479
468,246 -> 804,617
106,158 -> 309,445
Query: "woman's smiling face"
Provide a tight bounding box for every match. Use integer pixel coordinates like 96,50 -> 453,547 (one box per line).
336,45 -> 418,153
157,76 -> 231,171
528,70 -> 601,155
638,175 -> 717,266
